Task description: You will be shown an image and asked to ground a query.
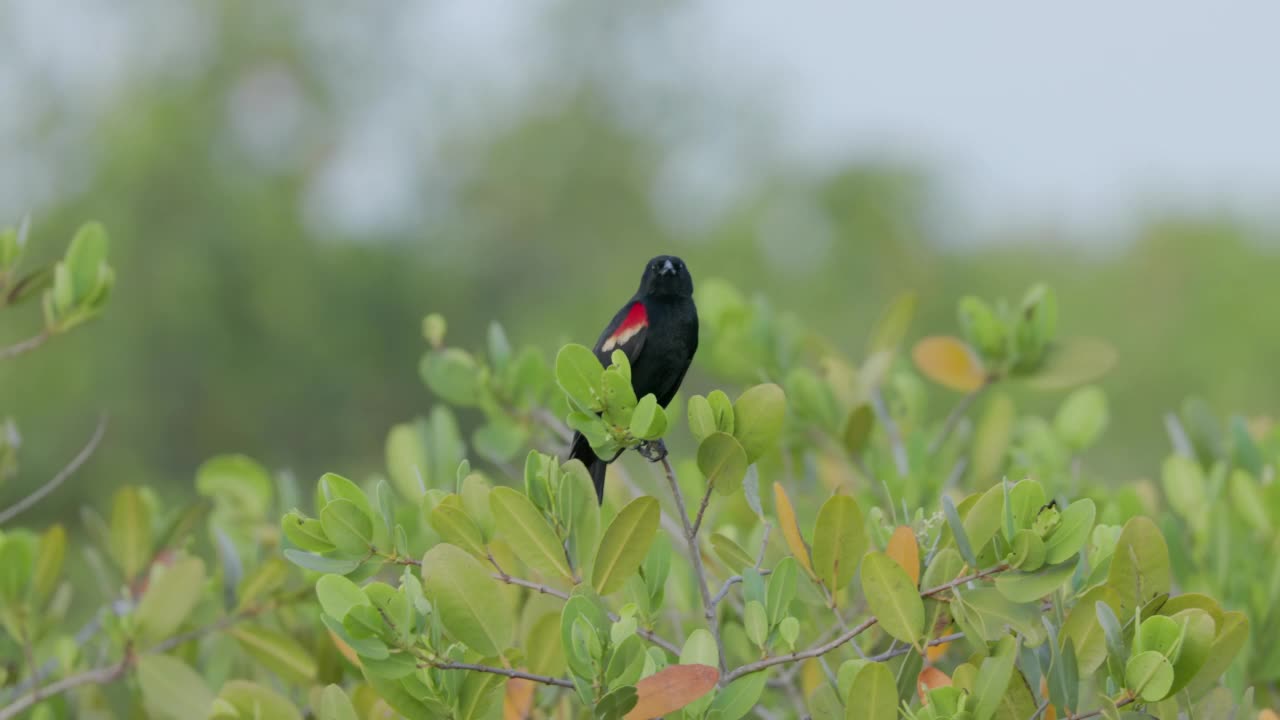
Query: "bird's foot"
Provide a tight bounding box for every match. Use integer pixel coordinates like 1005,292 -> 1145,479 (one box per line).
636,439 -> 668,463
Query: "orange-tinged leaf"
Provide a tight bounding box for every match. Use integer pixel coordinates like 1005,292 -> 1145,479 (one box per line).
917,667 -> 952,702
1044,707 -> 1057,720
1258,711 -> 1279,720
773,483 -> 813,575
327,630 -> 361,668
504,677 -> 535,720
912,336 -> 985,392
624,664 -> 719,719
887,526 -> 921,587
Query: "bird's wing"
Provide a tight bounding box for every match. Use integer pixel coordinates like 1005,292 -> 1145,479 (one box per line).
593,300 -> 648,367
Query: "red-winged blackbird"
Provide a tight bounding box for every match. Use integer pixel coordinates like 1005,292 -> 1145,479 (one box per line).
568,255 -> 699,502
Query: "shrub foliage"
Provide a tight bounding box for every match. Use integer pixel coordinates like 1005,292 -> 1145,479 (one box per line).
0,223 -> 1273,718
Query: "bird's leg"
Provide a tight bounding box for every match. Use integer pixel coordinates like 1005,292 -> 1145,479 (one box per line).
636,439 -> 668,462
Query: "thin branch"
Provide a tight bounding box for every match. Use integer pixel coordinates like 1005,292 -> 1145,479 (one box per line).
691,485 -> 714,538
429,661 -> 574,689
659,455 -> 726,677
0,414 -> 107,526
710,569 -> 774,608
0,656 -> 130,720
490,566 -> 681,656
722,564 -> 1009,683
532,407 -> 573,443
866,632 -> 964,663
616,462 -> 686,542
928,382 -> 989,455
1063,696 -> 1136,719
0,331 -> 49,362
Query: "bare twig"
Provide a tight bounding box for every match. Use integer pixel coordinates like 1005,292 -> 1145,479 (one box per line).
722,564 -> 1009,683
428,661 -> 574,688
691,485 -> 714,538
0,656 -> 130,720
0,414 -> 107,526
658,455 -> 726,677
710,569 -> 774,608
928,382 -> 989,455
866,632 -> 964,663
532,407 -> 573,443
1063,696 -> 1136,719
0,331 -> 50,362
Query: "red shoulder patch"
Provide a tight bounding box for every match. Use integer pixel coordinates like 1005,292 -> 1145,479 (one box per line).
601,302 -> 648,352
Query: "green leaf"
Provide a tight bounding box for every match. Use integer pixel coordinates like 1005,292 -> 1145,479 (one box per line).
195,455 -> 273,519
994,561 -> 1075,603
320,499 -> 375,555
732,384 -> 787,463
811,495 -> 868,592
744,600 -> 768,648
490,486 -> 574,581
707,390 -> 735,435
315,574 -> 371,621
1164,609 -> 1215,696
1006,529 -> 1046,571
1043,499 -> 1095,565
109,485 -> 152,580
214,681 -> 303,720
1185,611 -> 1250,699
135,555 -> 206,644
281,511 -> 335,553
421,543 -> 512,655
711,533 -> 755,573
555,344 -> 606,412
0,535 -> 32,604
1054,386 -> 1109,451
138,654 -> 214,720
420,348 -> 484,407
237,557 -> 288,612
64,222 -> 109,298
1106,516 -> 1171,613
1126,650 -> 1175,701
1061,586 -> 1122,675
385,421 -> 429,501
526,612 -> 567,676
429,500 -> 487,559
846,661 -> 897,720
842,404 -> 875,455
31,524 -> 66,603
317,685 -> 358,720
688,395 -> 717,443
629,393 -> 668,441
229,625 -> 318,683
707,670 -> 768,720
860,551 -> 924,644
591,497 -> 660,596
972,636 -> 1018,720
1022,336 -> 1117,390
698,432 -> 749,496
766,557 -> 799,627
562,460 -> 601,572
283,550 -> 361,575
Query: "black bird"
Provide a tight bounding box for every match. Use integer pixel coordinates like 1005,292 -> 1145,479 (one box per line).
568,255 -> 699,502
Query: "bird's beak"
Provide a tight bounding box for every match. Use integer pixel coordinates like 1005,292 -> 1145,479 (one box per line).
659,259 -> 676,275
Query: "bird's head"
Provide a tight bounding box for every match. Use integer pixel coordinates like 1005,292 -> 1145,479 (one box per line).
638,255 -> 693,298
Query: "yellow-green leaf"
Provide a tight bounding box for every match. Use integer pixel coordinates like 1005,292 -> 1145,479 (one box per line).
846,661 -> 896,720
135,555 -> 206,644
698,432 -> 749,496
733,384 -> 787,463
421,544 -> 512,655
591,497 -> 660,595
138,654 -> 215,720
230,625 -> 318,684
811,495 -> 868,593
110,485 -> 152,580
490,487 -> 574,581
861,551 -> 924,644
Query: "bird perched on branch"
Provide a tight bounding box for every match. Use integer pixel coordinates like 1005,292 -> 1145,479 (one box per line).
568,255 -> 698,503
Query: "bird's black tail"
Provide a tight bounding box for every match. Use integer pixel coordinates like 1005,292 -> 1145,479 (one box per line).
569,432 -> 607,504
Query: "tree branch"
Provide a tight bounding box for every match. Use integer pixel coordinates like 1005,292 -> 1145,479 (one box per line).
0,656 -> 131,720
0,414 -> 107,526
928,382 -> 989,455
659,455 -> 726,677
1063,696 -> 1136,719
0,331 -> 50,362
722,564 -> 1010,683
428,661 -> 575,689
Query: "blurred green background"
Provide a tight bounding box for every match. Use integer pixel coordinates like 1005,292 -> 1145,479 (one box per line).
3,2 -> 1279,522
